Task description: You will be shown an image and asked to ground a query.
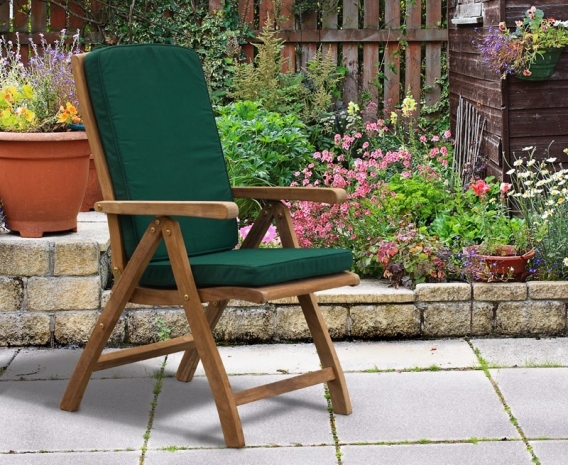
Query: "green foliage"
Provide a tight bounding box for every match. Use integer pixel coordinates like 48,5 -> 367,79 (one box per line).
216,100 -> 313,219
381,174 -> 450,226
99,1 -> 249,105
155,316 -> 171,342
230,26 -> 343,126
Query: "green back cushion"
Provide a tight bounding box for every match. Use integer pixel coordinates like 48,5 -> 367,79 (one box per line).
84,44 -> 237,260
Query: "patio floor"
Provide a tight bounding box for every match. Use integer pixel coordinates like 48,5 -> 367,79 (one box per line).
1,337 -> 567,464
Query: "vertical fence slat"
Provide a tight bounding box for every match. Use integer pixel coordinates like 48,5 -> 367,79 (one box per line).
31,0 -> 47,32
363,0 -> 380,104
0,1 -> 10,32
259,0 -> 274,29
68,1 -> 84,31
209,0 -> 222,13
13,0 -> 29,32
405,0 -> 422,110
239,0 -> 254,62
384,0 -> 401,109
280,0 -> 295,73
321,5 -> 338,66
342,0 -> 358,103
299,11 -> 317,70
49,0 -> 67,32
425,0 -> 442,107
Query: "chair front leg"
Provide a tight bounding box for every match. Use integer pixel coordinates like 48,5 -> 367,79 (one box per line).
60,217 -> 165,412
162,218 -> 245,448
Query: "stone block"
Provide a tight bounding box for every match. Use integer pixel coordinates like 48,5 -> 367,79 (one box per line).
472,302 -> 495,336
422,302 -> 471,337
54,311 -> 125,345
415,283 -> 471,302
274,305 -> 348,340
0,312 -> 51,346
214,306 -> 274,343
473,283 -> 527,301
54,240 -> 99,276
0,241 -> 50,277
272,279 -> 415,305
350,304 -> 420,338
101,290 -> 155,309
0,277 -> 24,311
126,309 -> 191,344
27,276 -> 101,311
529,281 -> 568,300
495,301 -> 567,336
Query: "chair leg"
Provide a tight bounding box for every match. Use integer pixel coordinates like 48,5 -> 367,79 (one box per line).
60,218 -> 164,412
298,293 -> 352,415
163,219 -> 245,447
176,299 -> 228,382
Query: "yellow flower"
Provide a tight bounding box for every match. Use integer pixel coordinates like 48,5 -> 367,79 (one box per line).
22,84 -> 34,99
390,112 -> 398,124
401,95 -> 417,117
57,102 -> 81,124
563,258 -> 568,267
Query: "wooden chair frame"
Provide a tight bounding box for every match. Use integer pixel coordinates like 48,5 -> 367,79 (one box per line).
61,52 -> 360,448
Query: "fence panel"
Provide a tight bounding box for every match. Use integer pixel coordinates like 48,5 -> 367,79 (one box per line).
0,0 -> 448,108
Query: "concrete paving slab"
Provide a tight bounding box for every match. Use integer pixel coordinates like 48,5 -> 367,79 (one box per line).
1,348 -> 164,381
148,375 -> 332,448
472,338 -> 568,367
335,371 -> 519,442
145,446 -> 338,464
78,212 -> 108,223
164,343 -> 321,377
334,339 -> 478,371
341,441 -> 532,464
164,340 -> 478,378
531,440 -> 568,465
0,348 -> 17,371
0,378 -> 154,452
491,368 -> 568,438
0,451 -> 141,464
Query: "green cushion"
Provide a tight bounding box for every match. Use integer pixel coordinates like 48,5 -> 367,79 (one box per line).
84,44 -> 237,260
140,248 -> 353,288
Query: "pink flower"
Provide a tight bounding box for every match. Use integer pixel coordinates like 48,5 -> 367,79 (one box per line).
401,171 -> 412,178
470,179 -> 491,197
334,134 -> 341,145
523,69 -> 532,77
362,141 -> 369,149
419,135 -> 427,143
498,22 -> 507,31
500,182 -> 512,194
431,135 -> 439,142
443,130 -> 452,139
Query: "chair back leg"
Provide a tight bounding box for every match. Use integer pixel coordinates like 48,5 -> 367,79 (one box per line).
298,293 -> 352,415
176,299 -> 229,382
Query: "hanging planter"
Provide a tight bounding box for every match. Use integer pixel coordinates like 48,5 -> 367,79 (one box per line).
516,48 -> 563,81
0,131 -> 91,238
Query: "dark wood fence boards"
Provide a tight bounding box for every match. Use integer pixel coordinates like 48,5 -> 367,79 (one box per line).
449,0 -> 568,180
0,0 -> 448,108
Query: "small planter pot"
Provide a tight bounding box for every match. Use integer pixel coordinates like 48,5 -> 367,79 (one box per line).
516,48 -> 563,81
0,131 -> 91,238
463,245 -> 535,282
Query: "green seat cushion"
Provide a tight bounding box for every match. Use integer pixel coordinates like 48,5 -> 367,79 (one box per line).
84,44 -> 238,260
140,248 -> 353,288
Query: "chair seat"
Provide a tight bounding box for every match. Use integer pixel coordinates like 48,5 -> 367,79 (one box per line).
140,247 -> 353,288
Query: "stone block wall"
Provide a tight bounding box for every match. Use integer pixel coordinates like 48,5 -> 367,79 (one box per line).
0,216 -> 567,347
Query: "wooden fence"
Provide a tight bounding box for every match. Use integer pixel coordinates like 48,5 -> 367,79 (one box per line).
0,0 -> 448,108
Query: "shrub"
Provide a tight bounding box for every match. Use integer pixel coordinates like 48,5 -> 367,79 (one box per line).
216,100 -> 314,220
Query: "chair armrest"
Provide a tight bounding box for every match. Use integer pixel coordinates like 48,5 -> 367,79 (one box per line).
232,187 -> 347,204
95,201 -> 239,219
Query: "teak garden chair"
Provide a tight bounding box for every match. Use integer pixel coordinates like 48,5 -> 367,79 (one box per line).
61,44 -> 360,448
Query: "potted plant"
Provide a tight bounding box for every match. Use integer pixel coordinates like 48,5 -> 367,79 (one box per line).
0,30 -> 93,238
476,6 -> 568,80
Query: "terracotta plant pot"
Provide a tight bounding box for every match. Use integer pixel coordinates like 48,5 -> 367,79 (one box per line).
0,132 -> 91,238
463,245 -> 535,282
80,154 -> 103,212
